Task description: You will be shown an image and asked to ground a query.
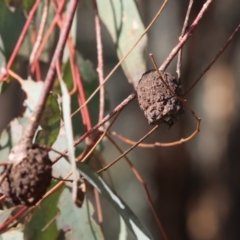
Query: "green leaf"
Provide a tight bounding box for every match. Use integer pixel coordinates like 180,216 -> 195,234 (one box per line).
24,181 -> 64,240
77,163 -> 153,240
0,0 -> 25,60
96,0 -> 147,87
58,74 -> 79,205
56,188 -> 104,240
0,35 -> 10,94
55,60 -> 74,93
35,94 -> 61,146
19,1 -> 56,62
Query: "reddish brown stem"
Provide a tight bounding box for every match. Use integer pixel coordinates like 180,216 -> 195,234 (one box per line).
0,206 -> 28,232
160,0 -> 213,71
52,93 -> 136,163
24,0 -> 79,141
92,0 -> 105,122
0,0 -> 41,80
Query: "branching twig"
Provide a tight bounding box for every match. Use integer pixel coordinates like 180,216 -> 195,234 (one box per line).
160,0 -> 213,71
97,125 -> 159,173
176,0 -> 193,80
24,0 -> 79,141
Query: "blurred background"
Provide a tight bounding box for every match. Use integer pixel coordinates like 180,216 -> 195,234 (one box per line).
1,0 -> 240,239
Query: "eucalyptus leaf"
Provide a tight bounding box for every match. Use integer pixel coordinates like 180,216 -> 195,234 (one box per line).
19,1 -> 56,62
77,163 -> 153,240
96,0 -> 147,87
56,188 -> 104,240
0,128 -> 11,165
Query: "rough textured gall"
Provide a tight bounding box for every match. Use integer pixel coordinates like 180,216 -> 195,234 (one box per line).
0,144 -> 52,206
136,70 -> 184,126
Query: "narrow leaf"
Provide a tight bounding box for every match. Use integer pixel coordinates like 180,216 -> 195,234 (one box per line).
96,0 -> 147,87
77,163 -> 153,240
59,75 -> 79,205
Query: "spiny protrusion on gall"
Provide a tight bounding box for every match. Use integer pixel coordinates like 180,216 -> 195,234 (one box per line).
136,70 -> 184,126
0,146 -> 52,206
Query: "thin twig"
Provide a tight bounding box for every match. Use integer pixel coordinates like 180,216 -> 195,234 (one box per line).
24,0 -> 79,141
30,0 -> 65,73
79,111 -> 121,163
160,0 -> 213,72
29,0 -> 50,64
106,134 -> 168,240
92,0 -> 105,123
52,93 -> 136,164
184,23 -> 240,95
176,0 -> 193,80
0,206 -> 28,232
97,125 -> 159,173
0,0 -> 42,80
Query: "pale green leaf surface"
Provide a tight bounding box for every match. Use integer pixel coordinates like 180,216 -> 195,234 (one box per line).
50,129 -> 72,179
119,217 -> 128,240
59,75 -> 79,204
56,188 -> 104,240
63,2 -> 77,63
77,163 -> 153,240
22,0 -> 35,12
21,79 -> 44,116
0,230 -> 23,240
96,0 -> 147,87
10,117 -> 29,145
